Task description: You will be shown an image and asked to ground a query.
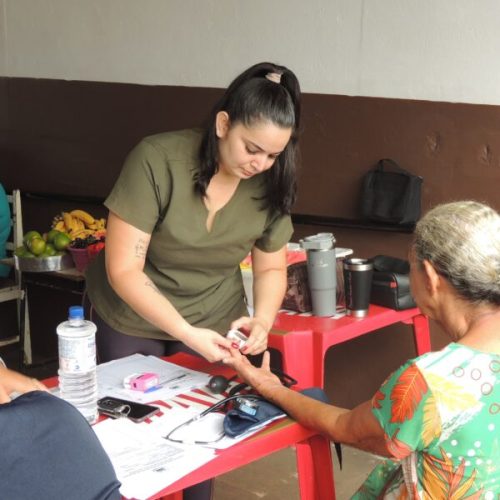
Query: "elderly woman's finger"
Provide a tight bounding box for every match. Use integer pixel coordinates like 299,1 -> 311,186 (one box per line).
261,351 -> 272,371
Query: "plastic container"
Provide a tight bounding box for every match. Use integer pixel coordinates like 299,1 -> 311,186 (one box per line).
69,242 -> 105,272
57,305 -> 98,424
68,247 -> 91,272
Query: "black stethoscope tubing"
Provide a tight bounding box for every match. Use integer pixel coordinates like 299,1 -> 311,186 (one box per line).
164,394 -> 266,445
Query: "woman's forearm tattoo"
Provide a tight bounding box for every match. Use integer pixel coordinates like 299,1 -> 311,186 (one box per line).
145,280 -> 162,295
135,238 -> 148,258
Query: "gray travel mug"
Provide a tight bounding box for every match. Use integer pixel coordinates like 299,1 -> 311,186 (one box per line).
300,233 -> 336,317
343,258 -> 373,317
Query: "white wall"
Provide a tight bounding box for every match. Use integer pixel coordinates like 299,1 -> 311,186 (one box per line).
1,0 -> 500,104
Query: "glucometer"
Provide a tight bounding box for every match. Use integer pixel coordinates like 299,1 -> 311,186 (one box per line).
226,329 -> 248,350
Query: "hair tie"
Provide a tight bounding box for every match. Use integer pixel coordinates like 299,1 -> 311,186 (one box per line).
265,72 -> 282,84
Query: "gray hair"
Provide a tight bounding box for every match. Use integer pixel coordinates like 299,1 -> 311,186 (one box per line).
414,200 -> 500,305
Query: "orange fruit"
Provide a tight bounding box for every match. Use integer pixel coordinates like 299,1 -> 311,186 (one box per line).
46,229 -> 62,244
28,237 -> 46,256
14,246 -> 29,257
53,232 -> 71,251
42,243 -> 57,257
23,230 -> 42,247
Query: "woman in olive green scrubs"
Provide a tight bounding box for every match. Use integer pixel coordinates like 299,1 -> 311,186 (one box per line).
86,62 -> 301,364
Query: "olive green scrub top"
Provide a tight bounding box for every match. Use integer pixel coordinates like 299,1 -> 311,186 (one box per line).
85,129 -> 293,340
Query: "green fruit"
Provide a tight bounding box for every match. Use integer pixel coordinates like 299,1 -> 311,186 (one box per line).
46,229 -> 62,244
23,230 -> 42,247
28,237 -> 46,256
14,245 -> 28,257
53,232 -> 71,251
42,243 -> 57,257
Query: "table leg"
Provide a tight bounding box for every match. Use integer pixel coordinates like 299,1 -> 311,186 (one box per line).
296,434 -> 336,500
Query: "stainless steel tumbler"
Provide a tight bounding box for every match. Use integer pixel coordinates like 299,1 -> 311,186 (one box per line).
300,233 -> 336,317
343,258 -> 373,317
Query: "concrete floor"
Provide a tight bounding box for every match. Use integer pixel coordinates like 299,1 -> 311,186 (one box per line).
214,445 -> 381,500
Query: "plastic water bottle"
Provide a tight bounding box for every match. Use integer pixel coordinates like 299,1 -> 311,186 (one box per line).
57,305 -> 98,424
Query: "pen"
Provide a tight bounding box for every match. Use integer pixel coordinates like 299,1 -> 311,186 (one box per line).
144,374 -> 188,393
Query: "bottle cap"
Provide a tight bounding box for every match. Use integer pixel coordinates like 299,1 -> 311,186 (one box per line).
68,305 -> 84,321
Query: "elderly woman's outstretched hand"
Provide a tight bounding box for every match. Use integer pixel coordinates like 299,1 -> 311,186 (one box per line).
223,349 -> 282,395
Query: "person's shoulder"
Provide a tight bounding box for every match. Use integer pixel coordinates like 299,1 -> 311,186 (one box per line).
142,128 -> 202,162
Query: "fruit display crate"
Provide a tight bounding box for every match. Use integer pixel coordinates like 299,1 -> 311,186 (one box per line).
14,253 -> 74,272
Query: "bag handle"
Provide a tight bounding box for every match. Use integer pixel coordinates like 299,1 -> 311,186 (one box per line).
376,158 -> 411,176
372,254 -> 410,273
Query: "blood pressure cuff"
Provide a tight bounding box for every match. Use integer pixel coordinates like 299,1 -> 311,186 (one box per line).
223,398 -> 286,438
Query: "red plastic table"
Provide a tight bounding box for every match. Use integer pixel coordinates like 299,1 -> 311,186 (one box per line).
268,305 -> 431,388
46,352 -> 336,500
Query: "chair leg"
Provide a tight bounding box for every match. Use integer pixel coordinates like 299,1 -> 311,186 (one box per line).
18,288 -> 29,370
22,294 -> 32,365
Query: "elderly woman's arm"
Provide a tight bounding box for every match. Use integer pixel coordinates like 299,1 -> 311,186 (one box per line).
224,350 -> 391,457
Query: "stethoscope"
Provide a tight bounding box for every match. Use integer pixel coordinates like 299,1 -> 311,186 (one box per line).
164,370 -> 297,445
164,394 -> 267,445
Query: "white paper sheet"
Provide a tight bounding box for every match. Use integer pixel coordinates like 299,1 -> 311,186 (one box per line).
96,353 -> 211,403
93,417 -> 215,500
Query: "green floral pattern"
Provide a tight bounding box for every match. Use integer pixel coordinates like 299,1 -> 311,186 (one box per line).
352,343 -> 499,499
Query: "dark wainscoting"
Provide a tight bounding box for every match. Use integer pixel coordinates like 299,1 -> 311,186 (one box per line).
3,76 -> 500,225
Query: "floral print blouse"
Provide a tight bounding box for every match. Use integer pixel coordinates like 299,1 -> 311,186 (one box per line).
353,343 -> 499,499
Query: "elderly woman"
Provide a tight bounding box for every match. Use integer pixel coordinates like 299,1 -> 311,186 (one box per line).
225,200 -> 500,499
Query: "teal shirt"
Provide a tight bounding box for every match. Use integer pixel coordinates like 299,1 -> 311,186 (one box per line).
353,343 -> 500,499
0,184 -> 11,278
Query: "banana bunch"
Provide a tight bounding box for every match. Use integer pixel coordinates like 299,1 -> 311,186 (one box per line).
52,210 -> 106,241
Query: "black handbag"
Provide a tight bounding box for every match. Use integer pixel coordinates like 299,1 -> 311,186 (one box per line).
370,255 -> 416,310
360,159 -> 423,226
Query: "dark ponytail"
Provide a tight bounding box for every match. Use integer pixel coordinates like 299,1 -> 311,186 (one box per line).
197,62 -> 301,215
